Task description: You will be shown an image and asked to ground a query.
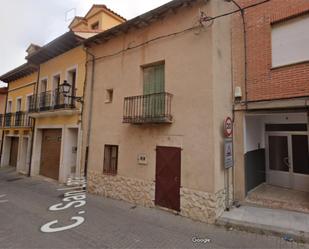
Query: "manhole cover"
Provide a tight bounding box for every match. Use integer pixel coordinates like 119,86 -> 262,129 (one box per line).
6,177 -> 23,182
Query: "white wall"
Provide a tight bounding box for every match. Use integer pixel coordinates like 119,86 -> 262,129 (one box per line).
245,112 -> 307,153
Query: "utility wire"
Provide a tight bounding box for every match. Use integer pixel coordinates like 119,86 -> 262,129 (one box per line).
87,0 -> 270,63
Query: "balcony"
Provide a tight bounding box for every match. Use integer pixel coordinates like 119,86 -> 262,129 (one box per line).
0,112 -> 33,128
123,92 -> 173,124
29,89 -> 76,113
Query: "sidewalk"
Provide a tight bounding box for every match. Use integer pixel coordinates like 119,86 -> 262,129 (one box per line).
217,205 -> 309,243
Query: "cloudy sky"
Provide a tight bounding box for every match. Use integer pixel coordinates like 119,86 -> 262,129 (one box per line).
0,0 -> 170,83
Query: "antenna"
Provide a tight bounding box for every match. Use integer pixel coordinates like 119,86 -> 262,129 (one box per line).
65,8 -> 76,22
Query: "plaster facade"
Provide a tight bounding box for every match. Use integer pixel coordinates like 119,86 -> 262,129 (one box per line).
83,0 -> 234,223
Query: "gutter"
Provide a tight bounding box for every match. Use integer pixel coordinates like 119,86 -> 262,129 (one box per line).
0,91 -> 8,163
28,65 -> 40,177
82,46 -> 96,177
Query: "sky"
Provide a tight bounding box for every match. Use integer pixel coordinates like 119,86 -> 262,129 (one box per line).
0,0 -> 171,84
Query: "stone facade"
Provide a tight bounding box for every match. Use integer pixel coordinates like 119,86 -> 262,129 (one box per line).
88,171 -> 155,207
88,170 -> 232,224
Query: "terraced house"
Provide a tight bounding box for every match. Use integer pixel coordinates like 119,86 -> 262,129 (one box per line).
0,5 -> 125,182
0,64 -> 37,174
232,0 -> 309,213
83,0 -> 237,223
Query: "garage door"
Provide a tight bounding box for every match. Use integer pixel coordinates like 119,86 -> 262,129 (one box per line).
9,137 -> 19,167
40,129 -> 62,180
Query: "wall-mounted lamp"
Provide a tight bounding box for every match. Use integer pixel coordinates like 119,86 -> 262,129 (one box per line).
59,80 -> 83,103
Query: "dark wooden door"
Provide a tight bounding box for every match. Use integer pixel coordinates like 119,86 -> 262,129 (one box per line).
155,146 -> 181,211
9,137 -> 19,167
40,129 -> 62,180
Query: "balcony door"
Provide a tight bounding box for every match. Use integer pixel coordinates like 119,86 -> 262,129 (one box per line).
40,79 -> 49,110
52,75 -> 61,108
15,98 -> 22,126
143,63 -> 165,120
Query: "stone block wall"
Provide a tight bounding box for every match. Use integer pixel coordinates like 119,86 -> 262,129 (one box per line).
88,171 -> 231,224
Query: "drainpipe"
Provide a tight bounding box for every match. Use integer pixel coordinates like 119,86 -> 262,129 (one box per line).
224,0 -> 248,207
28,65 -> 40,177
0,89 -> 8,165
82,45 -> 96,178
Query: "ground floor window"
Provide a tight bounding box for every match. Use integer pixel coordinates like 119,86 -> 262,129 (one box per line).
103,145 -> 118,175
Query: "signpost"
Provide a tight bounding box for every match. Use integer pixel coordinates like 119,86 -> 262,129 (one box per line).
223,117 -> 233,211
224,139 -> 233,169
224,117 -> 233,138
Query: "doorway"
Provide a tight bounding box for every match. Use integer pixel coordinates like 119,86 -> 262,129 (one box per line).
266,132 -> 309,192
40,129 -> 62,180
9,137 -> 19,167
155,146 -> 181,211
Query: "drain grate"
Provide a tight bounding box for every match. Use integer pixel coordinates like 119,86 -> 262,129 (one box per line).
6,177 -> 23,182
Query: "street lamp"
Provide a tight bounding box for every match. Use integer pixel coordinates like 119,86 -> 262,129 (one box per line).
59,80 -> 71,95
59,80 -> 83,103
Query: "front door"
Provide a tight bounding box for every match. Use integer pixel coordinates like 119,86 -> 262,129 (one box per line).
40,129 -> 62,180
267,133 -> 309,192
155,146 -> 181,211
9,137 -> 19,167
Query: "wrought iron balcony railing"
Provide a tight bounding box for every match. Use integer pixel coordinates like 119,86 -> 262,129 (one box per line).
0,112 -> 33,128
123,92 -> 173,124
29,89 -> 76,113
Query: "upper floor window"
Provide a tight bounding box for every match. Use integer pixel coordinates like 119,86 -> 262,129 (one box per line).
7,100 -> 12,113
26,95 -> 33,111
272,14 -> 309,68
40,78 -> 48,93
143,63 -> 165,95
91,22 -> 99,30
16,98 -> 22,112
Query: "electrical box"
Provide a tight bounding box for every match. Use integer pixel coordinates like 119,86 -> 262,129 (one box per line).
138,154 -> 147,165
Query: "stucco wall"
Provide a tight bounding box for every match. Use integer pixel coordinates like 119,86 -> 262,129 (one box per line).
7,73 -> 37,112
84,0 -> 234,222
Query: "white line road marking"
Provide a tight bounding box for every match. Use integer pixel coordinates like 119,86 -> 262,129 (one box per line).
57,186 -> 85,191
0,194 -> 8,203
78,211 -> 85,214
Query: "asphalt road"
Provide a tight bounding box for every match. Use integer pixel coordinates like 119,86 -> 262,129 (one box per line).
0,167 -> 308,249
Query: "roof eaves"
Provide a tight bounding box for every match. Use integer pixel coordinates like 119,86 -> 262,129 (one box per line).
84,0 -> 194,46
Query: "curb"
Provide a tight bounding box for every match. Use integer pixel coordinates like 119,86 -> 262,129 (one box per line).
216,217 -> 309,244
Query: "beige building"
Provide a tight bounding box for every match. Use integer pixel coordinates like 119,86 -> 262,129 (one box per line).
83,0 -> 235,223
0,5 -> 125,182
0,87 -> 8,162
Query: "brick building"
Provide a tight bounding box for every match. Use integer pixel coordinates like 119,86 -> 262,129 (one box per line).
233,0 -> 309,212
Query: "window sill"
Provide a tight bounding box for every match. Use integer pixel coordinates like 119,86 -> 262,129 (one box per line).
271,60 -> 309,70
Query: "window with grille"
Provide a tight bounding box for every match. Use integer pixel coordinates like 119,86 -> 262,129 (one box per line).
103,145 -> 118,175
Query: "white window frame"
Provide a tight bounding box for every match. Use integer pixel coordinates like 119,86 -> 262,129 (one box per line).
25,93 -> 33,112
7,100 -> 12,113
16,97 -> 22,112
271,14 -> 309,68
39,77 -> 48,93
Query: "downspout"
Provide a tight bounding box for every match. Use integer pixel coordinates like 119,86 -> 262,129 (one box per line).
229,0 -> 248,109
224,0 -> 248,206
0,89 -> 8,164
82,45 -> 96,178
28,65 -> 40,177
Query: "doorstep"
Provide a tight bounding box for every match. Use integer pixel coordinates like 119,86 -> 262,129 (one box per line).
216,205 -> 309,243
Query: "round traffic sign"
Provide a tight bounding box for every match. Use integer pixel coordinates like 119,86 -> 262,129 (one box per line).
224,117 -> 233,137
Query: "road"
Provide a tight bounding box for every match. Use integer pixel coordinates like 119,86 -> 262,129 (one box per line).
0,167 -> 307,249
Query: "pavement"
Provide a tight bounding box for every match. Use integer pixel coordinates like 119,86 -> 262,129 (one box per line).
0,167 -> 308,249
217,205 -> 309,243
